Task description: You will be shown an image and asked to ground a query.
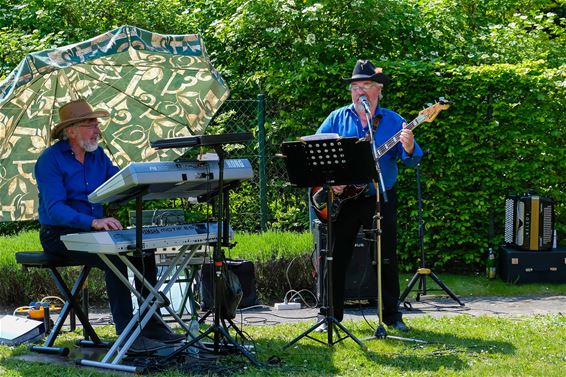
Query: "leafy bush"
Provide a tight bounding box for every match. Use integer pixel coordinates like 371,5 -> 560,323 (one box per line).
0,0 -> 564,272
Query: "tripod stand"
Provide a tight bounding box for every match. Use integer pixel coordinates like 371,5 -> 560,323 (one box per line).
156,133 -> 260,367
281,136 -> 377,350
398,154 -> 463,307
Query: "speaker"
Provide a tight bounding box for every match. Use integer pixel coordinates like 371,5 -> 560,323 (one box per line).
312,220 -> 377,302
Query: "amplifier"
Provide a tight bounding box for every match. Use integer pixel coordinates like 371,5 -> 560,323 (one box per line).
505,192 -> 554,251
499,245 -> 566,283
312,220 -> 377,303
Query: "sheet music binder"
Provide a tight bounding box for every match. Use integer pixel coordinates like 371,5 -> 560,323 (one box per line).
281,136 -> 378,187
0,315 -> 45,345
151,132 -> 253,150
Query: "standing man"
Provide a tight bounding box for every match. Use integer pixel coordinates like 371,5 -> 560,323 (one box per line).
35,99 -> 184,352
316,60 -> 423,332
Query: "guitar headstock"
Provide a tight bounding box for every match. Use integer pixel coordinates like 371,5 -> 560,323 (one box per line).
419,97 -> 451,123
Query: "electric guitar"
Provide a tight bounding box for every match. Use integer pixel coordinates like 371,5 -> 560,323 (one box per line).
311,98 -> 451,223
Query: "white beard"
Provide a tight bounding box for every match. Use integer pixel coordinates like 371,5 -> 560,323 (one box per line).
80,137 -> 99,152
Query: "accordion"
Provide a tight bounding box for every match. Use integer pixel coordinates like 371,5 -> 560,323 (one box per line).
505,192 -> 554,251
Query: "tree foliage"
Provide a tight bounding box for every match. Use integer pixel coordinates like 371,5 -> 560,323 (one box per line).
1,0 -> 564,271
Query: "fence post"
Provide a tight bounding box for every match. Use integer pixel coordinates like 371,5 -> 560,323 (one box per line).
257,93 -> 267,231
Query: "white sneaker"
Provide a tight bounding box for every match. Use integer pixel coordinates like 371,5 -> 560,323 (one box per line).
315,314 -> 328,332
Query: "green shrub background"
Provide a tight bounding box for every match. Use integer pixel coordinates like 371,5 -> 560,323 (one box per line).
0,1 -> 564,273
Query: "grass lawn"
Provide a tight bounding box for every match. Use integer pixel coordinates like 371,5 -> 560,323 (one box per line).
1,230 -> 565,376
0,315 -> 565,376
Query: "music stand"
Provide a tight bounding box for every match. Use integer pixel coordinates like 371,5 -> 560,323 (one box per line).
281,136 -> 376,349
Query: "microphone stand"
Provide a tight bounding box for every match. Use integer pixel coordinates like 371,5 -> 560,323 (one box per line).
360,102 -> 388,338
361,98 -> 426,344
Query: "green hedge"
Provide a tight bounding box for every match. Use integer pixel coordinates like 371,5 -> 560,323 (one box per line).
382,61 -> 565,271
0,1 -> 564,273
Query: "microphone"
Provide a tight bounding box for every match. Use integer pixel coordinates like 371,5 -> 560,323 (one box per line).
359,96 -> 371,114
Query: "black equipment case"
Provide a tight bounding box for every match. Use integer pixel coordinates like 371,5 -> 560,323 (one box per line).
499,245 -> 566,284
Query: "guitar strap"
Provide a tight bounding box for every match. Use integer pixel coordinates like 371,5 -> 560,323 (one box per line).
372,114 -> 382,131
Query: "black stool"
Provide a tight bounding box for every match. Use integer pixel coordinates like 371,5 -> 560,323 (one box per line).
15,251 -> 107,355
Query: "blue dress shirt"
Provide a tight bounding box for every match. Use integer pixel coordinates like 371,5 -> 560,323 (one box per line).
317,104 -> 423,193
35,140 -> 119,230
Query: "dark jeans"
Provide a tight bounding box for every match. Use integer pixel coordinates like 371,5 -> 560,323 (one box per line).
40,225 -> 158,335
320,189 -> 402,324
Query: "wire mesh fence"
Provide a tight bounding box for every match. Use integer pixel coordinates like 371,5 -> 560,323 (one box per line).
204,95 -> 309,233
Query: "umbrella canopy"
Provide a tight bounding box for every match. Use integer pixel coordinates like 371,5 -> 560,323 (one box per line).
0,25 -> 230,222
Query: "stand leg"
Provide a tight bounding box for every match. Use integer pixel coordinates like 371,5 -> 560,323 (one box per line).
284,315 -> 367,350
428,271 -> 464,306
164,312 -> 260,366
398,271 -> 421,305
284,183 -> 366,350
398,268 -> 464,307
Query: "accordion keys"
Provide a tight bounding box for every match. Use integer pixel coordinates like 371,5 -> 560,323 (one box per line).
504,195 -> 517,244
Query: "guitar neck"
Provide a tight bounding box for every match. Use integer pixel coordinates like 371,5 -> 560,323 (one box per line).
375,114 -> 426,158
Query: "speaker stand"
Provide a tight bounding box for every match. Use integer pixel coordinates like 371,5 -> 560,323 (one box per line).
398,160 -> 463,307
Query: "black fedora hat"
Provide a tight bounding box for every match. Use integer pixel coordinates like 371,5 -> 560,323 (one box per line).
342,59 -> 390,85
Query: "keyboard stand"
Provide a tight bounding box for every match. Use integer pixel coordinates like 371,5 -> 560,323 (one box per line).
77,244 -> 200,373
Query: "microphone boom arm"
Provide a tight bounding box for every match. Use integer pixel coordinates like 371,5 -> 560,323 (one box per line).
361,97 -> 388,203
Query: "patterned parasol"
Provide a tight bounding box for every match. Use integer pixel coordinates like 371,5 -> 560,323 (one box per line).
0,25 -> 230,222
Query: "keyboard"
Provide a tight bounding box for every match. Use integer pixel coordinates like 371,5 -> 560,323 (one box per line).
88,159 -> 253,204
60,222 -> 231,254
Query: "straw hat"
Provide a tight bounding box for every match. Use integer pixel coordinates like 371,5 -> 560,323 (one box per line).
51,99 -> 109,139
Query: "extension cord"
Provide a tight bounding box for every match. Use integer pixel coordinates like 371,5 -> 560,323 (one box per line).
274,302 -> 301,310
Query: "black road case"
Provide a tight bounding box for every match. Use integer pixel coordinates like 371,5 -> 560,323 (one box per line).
499,245 -> 566,284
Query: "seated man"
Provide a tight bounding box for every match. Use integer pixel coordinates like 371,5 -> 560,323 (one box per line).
35,99 -> 184,353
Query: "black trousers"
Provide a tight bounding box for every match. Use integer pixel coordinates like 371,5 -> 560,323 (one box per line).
40,225 -> 158,335
321,188 -> 402,324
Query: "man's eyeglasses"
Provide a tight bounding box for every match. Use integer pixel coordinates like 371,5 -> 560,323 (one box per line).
75,119 -> 101,130
349,83 -> 382,92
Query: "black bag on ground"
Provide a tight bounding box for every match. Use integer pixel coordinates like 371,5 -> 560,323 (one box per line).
199,259 -> 260,315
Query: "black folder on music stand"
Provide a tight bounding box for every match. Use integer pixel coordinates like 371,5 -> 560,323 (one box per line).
281,136 -> 377,349
283,136 -> 377,187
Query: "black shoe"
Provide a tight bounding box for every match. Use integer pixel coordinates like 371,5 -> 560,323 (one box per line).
142,322 -> 186,344
390,319 -> 409,332
127,335 -> 169,354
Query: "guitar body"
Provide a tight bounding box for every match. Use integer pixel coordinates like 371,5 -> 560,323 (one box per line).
310,184 -> 368,223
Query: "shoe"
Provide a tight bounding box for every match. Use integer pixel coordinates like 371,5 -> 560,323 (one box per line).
390,319 -> 409,332
142,322 -> 186,344
127,335 -> 168,354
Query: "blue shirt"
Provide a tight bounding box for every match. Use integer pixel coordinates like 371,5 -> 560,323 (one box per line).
317,104 -> 423,193
35,140 -> 119,230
